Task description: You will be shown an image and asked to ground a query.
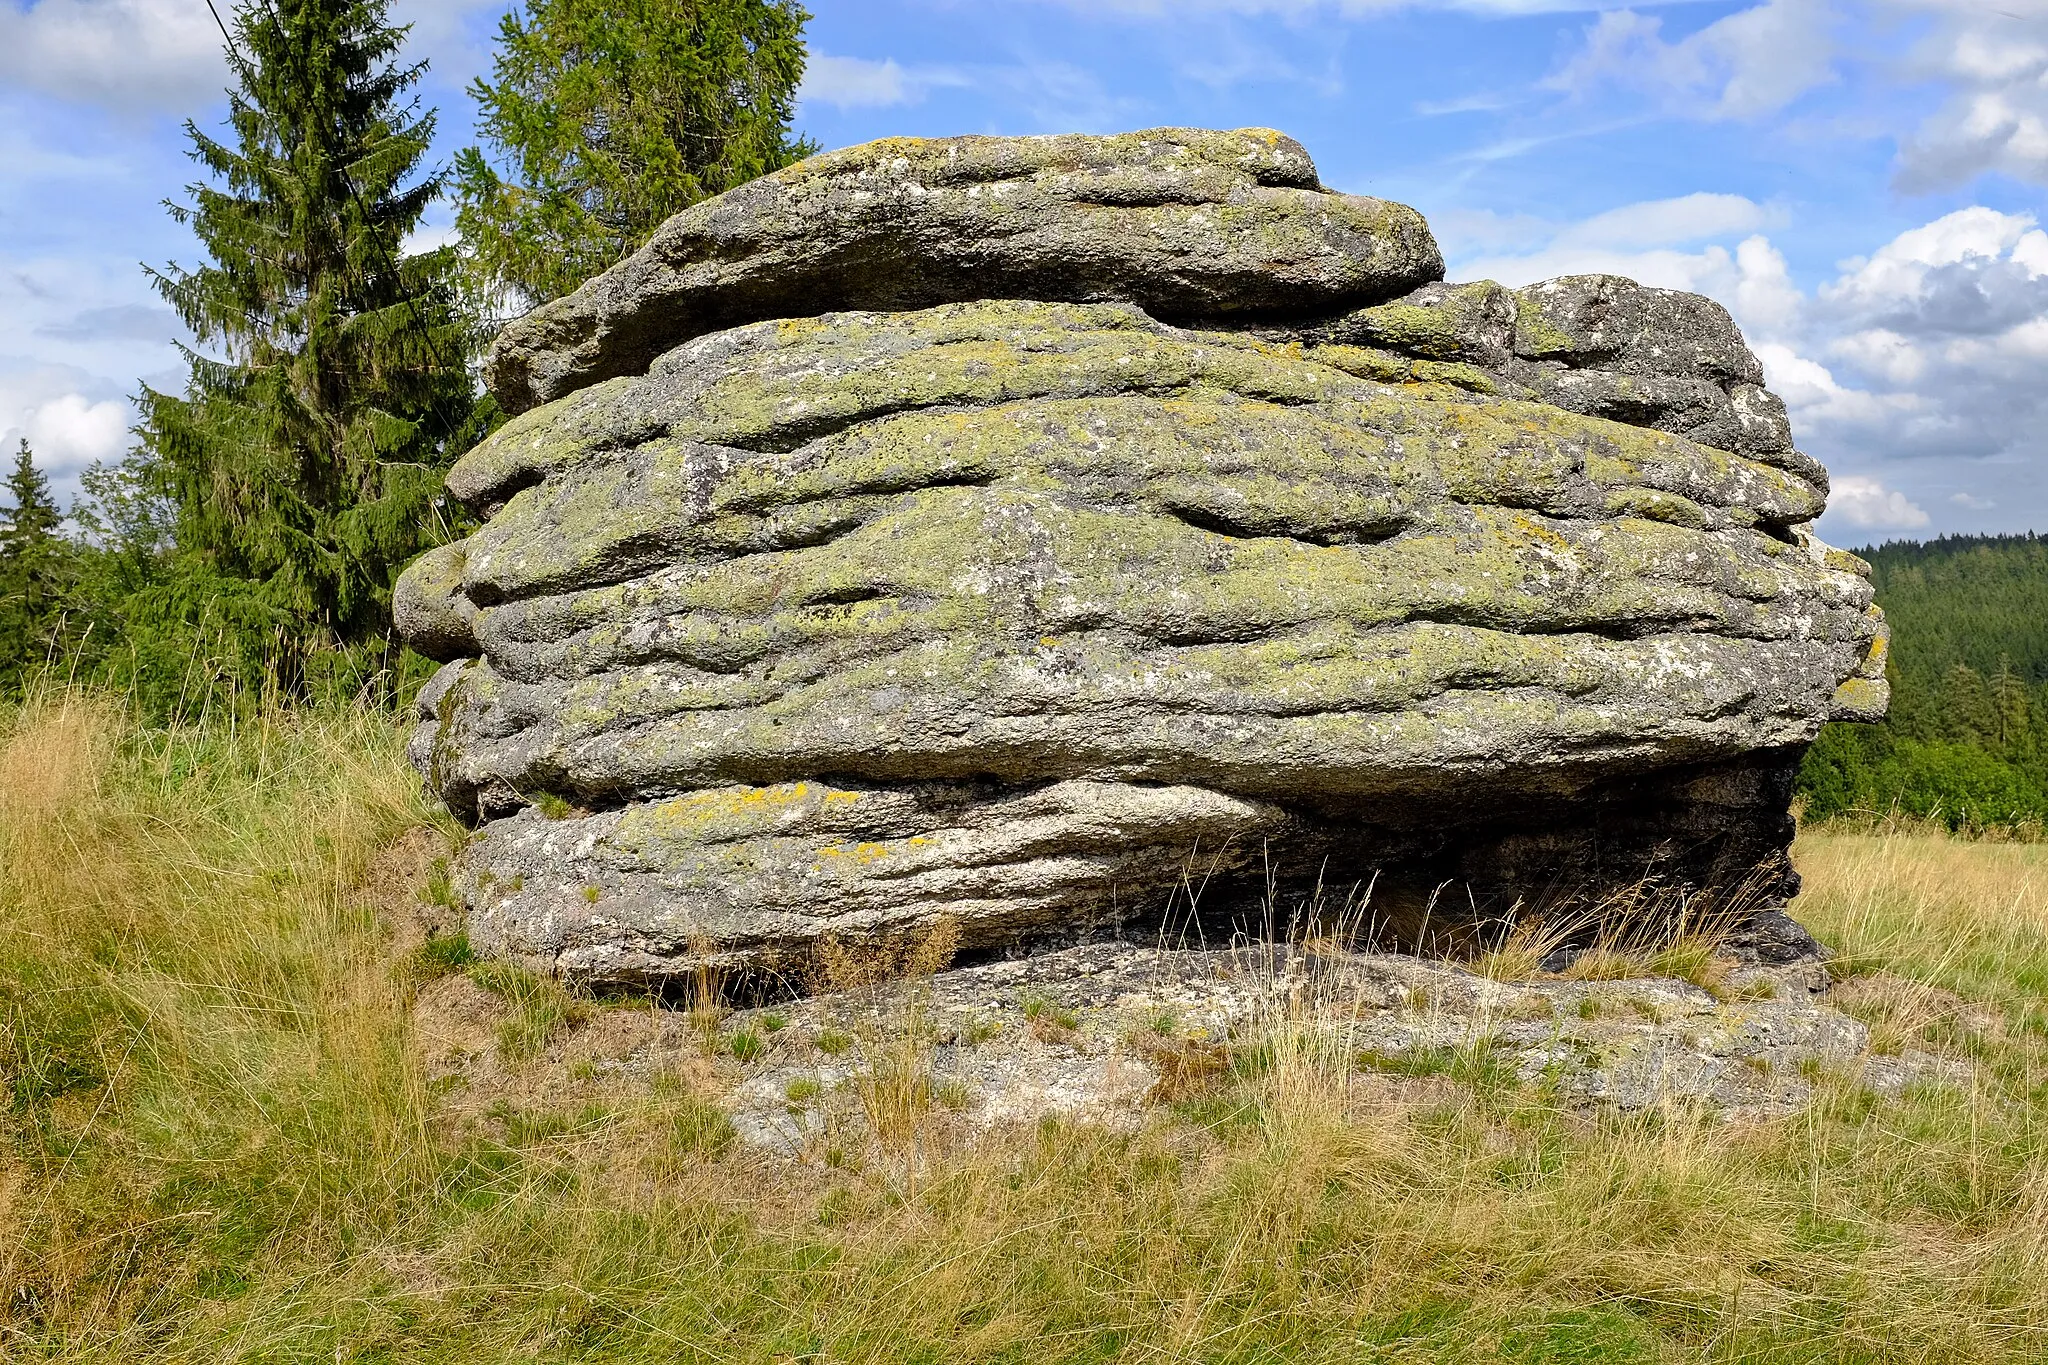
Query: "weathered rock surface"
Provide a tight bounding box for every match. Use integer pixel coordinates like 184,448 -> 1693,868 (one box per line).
402,127 -> 1886,985
484,128 -> 1443,414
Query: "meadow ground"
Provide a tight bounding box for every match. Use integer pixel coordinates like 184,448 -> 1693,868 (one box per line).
4,692 -> 2048,1363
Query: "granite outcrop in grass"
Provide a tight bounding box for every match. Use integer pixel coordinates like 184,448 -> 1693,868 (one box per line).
399,126 -> 1887,984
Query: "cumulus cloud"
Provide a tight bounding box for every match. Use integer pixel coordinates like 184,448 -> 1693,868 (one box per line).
0,0 -> 228,115
1805,207 -> 2048,462
0,378 -> 132,497
1453,195 -> 1795,312
1830,475 -> 1932,528
1540,0 -> 2048,192
1555,192 -> 1774,249
20,393 -> 129,466
1891,4 -> 2048,192
1544,0 -> 1838,118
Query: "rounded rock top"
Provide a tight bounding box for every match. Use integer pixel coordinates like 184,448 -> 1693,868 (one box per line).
484,126 -> 1446,414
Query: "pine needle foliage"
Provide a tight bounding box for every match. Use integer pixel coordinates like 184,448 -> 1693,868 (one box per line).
135,0 -> 489,695
0,442 -> 75,691
454,0 -> 816,308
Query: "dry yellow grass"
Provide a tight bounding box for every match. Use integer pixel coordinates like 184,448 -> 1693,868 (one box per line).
5,692 -> 2048,1363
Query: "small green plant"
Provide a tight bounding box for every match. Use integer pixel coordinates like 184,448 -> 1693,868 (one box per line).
580,883 -> 602,903
959,1013 -> 1003,1046
1020,991 -> 1080,1041
1577,994 -> 1602,1020
935,1078 -> 972,1111
569,1059 -> 597,1081
411,931 -> 477,978
759,1012 -> 789,1033
728,1028 -> 765,1063
1624,996 -> 1666,1023
1560,948 -> 1645,982
534,792 -> 573,820
816,1028 -> 853,1057
1141,1034 -> 1230,1103
422,856 -> 458,910
858,1029 -> 936,1146
784,1076 -> 823,1104
1020,991 -> 1079,1029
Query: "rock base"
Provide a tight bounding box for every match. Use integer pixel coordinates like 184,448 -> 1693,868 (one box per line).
461,751 -> 1805,986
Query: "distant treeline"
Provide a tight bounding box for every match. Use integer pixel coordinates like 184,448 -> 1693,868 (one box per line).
1799,533 -> 2048,829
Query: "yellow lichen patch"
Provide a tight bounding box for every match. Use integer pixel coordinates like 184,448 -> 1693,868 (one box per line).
633,783 -> 844,843
1307,344 -> 1411,384
1602,488 -> 1710,529
1823,545 -> 1872,575
1830,676 -> 1889,722
1407,361 -> 1497,394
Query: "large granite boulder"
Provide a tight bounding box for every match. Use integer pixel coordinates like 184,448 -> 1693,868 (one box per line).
402,127 -> 1886,984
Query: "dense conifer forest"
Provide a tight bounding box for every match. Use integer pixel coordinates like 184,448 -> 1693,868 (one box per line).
1799,533 -> 2048,828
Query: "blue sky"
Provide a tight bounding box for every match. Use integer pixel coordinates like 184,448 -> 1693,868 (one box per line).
5,0 -> 2047,544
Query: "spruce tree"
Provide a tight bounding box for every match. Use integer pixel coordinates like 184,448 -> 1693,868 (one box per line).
454,0 -> 815,308
0,439 -> 73,691
137,0 -> 485,693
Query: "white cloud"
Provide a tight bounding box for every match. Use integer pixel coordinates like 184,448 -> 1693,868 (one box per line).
1553,192 -> 1773,249
1538,0 -> 2048,192
799,54 -> 978,111
0,378 -> 133,505
0,361 -> 144,509
0,0 -> 500,117
1951,492 -> 1996,509
1545,0 -> 1838,118
16,393 -> 129,468
1822,207 -> 2048,309
1829,476 -> 1931,528
801,54 -> 916,109
1453,198 -> 1789,307
0,0 -> 227,115
1891,4 -> 2048,191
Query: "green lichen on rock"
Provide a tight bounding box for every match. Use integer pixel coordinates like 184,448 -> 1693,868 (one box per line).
484,126 -> 1445,414
398,125 -> 1883,984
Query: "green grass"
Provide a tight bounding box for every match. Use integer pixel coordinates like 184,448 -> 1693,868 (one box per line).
7,693 -> 2048,1361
